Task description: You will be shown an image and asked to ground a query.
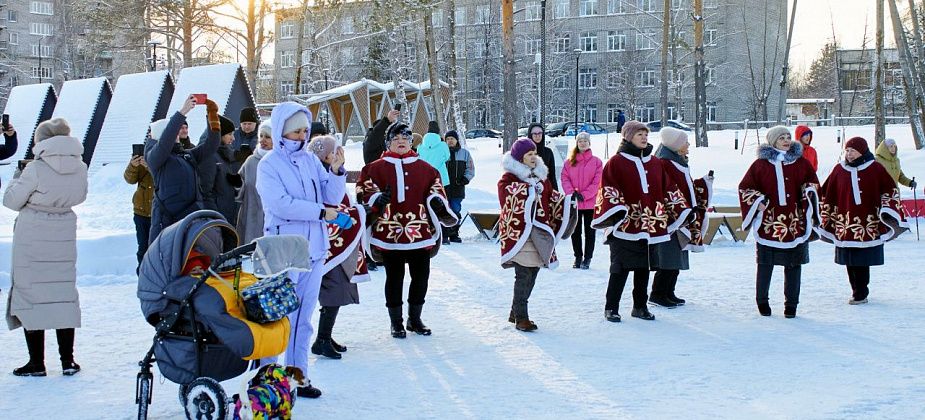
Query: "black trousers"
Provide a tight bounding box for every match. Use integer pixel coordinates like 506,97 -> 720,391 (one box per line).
133,214 -> 151,270
847,266 -> 871,301
24,328 -> 75,365
756,264 -> 801,307
652,269 -> 680,296
605,270 -> 650,311
383,249 -> 431,308
571,209 -> 595,260
512,264 -> 540,319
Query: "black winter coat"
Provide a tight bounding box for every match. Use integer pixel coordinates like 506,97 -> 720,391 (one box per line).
363,118 -> 392,165
445,145 -> 475,199
145,112 -> 220,244
0,132 -> 17,190
535,142 -> 558,191
207,145 -> 242,224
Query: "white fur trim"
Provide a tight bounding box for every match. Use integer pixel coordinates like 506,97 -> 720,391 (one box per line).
751,185 -> 820,249
741,193 -> 766,231
502,152 -> 548,184
839,160 -> 875,206
320,196 -> 366,276
611,230 -> 672,244
499,184 -> 537,265
620,152 -> 650,193
383,156 -> 420,203
591,204 -> 628,231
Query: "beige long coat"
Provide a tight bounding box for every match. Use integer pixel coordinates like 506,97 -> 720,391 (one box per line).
3,135 -> 88,330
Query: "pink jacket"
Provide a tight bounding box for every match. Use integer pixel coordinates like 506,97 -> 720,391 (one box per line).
561,149 -> 603,210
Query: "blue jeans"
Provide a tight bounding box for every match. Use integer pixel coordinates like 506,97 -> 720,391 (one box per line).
448,198 -> 463,218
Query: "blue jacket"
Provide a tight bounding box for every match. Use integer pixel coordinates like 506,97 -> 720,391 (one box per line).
256,102 -> 346,262
418,133 -> 450,185
145,112 -> 220,244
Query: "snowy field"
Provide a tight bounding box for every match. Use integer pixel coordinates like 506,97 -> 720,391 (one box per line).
0,125 -> 924,418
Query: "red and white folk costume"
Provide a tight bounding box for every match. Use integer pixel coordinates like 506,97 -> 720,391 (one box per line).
661,157 -> 713,251
356,150 -> 459,261
322,194 -> 370,284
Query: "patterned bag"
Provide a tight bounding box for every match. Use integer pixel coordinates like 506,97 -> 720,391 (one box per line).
239,271 -> 301,324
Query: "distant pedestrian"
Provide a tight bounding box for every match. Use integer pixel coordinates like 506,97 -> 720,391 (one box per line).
616,109 -> 626,134
875,138 -> 917,190
444,130 -> 475,243
0,121 -> 19,190
124,153 -> 154,270
795,125 -> 818,171
560,132 -> 602,270
201,115 -> 240,224
235,122 -> 272,244
232,107 -> 260,160
363,109 -> 399,165
527,123 -> 559,191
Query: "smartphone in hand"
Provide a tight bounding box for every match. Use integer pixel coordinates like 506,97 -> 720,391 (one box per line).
192,94 -> 208,105
394,103 -> 403,112
2,114 -> 9,132
18,159 -> 31,171
132,144 -> 145,157
708,170 -> 714,177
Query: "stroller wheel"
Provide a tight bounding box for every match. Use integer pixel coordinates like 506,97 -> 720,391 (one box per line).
183,377 -> 228,420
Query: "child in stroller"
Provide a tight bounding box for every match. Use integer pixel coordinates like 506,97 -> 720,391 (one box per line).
135,210 -> 311,420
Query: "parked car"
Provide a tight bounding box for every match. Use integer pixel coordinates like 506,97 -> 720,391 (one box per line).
465,128 -> 502,139
646,120 -> 694,132
564,122 -> 608,136
517,127 -> 529,138
545,122 -> 569,137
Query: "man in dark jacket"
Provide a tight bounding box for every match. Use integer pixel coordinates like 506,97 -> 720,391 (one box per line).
1,125 -> 18,190
200,115 -> 240,222
178,121 -> 194,150
616,109 -> 626,133
444,130 -> 475,242
232,107 -> 259,161
527,122 -> 559,191
363,109 -> 399,165
145,95 -> 222,244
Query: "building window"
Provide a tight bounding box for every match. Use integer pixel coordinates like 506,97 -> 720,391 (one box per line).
31,44 -> 51,57
608,0 -> 625,14
607,70 -> 622,88
456,6 -> 467,25
280,81 -> 294,96
279,23 -> 294,39
637,69 -> 656,87
552,109 -> 568,120
636,0 -> 655,12
30,22 -> 53,36
523,37 -> 542,55
9,32 -> 19,45
636,30 -> 656,50
554,0 -> 570,18
280,50 -> 295,68
525,1 -> 542,20
707,102 -> 717,121
580,32 -> 597,52
706,66 -> 715,85
432,9 -> 444,27
580,0 -> 599,16
840,69 -> 872,91
607,30 -> 626,51
553,74 -> 569,89
8,10 -> 17,22
31,66 -> 52,79
476,5 -> 491,24
579,67 -> 597,89
706,29 -> 718,46
342,18 -> 354,35
607,104 -> 622,122
554,34 -> 571,53
580,104 -> 598,122
30,1 -> 54,15
636,103 -> 656,122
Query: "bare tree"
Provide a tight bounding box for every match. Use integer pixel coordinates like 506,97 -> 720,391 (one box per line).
210,0 -> 274,90
693,0 -> 709,146
740,0 -> 786,121
776,0 -> 798,123
876,0 -> 886,143
444,0 -> 466,132
423,5 -> 446,133
888,0 -> 925,149
660,0 -> 671,125
501,0 -> 517,150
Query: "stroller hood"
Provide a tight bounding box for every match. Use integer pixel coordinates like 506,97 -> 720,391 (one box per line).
138,210 -> 239,323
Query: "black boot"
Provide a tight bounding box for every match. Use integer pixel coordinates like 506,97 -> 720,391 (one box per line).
604,309 -> 621,323
13,329 -> 46,377
648,293 -> 678,308
757,302 -> 772,316
406,304 -> 432,336
296,380 -> 323,398
330,339 -> 347,353
56,329 -> 79,375
784,306 -> 797,319
388,306 -> 406,338
580,258 -> 591,270
311,307 -> 342,359
631,307 -> 656,320
508,309 -> 515,323
573,257 -> 582,269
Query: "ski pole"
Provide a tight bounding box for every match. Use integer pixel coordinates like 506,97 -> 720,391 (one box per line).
914,177 -> 921,241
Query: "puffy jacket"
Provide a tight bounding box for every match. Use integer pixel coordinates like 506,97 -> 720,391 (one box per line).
124,160 -> 154,217
446,144 -> 475,199
256,102 -> 347,262
875,141 -> 913,187
418,133 -> 450,185
561,149 -> 603,210
363,117 -> 391,165
795,125 -> 818,171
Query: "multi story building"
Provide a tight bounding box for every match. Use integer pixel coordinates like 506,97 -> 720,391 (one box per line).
275,0 -> 788,131
836,47 -> 906,119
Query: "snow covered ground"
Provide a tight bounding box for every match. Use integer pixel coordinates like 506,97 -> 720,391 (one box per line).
0,125 -> 924,418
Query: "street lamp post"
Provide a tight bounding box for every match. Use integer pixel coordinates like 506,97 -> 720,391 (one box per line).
38,35 -> 47,84
534,52 -> 542,122
573,48 -> 582,137
147,40 -> 162,71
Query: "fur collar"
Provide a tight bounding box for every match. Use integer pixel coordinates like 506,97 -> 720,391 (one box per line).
503,152 -> 549,184
655,145 -> 688,167
619,140 -> 654,157
757,142 -> 803,163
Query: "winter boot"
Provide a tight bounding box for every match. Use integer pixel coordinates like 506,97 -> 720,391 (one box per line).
580,258 -> 591,270
784,306 -> 797,319
515,318 -> 538,332
573,257 -> 582,269
330,339 -> 347,353
14,329 -> 46,377
648,293 -> 678,308
56,329 -> 79,375
604,309 -> 621,323
311,307 -> 342,359
62,361 -> 81,376
757,302 -> 772,316
848,298 -> 869,305
388,306 -> 406,339
508,309 -> 516,324
667,292 -> 686,306
631,307 -> 656,321
406,304 -> 432,336
296,380 -> 323,398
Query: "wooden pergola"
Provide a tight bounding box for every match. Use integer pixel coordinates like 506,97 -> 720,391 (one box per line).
289,79 -> 451,135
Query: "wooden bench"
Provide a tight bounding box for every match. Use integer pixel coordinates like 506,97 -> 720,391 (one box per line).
703,205 -> 750,244
468,211 -> 501,240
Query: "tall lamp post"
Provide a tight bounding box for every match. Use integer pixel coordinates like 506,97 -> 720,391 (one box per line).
147,39 -> 162,71
573,48 -> 582,137
534,52 -> 542,122
37,35 -> 47,84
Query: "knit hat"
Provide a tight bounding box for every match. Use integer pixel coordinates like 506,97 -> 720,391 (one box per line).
34,118 -> 71,143
445,130 -> 459,142
258,121 -> 272,138
511,137 -> 537,162
765,125 -> 791,145
308,135 -> 338,160
239,107 -> 259,124
846,137 -> 870,155
428,121 -> 440,134
659,126 -> 689,152
884,138 -> 897,147
310,122 -> 329,137
219,115 -> 236,137
621,120 -> 648,142
282,111 -> 310,136
795,125 -> 813,144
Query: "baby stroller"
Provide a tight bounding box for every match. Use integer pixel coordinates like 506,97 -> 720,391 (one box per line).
135,210 -> 310,419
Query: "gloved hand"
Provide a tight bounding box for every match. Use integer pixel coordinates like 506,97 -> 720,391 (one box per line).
226,173 -> 243,188
374,185 -> 392,209
461,177 -> 470,185
326,212 -> 354,229
571,191 -> 584,202
205,99 -> 221,132
910,180 -> 918,189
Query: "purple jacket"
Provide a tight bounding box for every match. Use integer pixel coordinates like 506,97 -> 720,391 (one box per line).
560,149 -> 603,210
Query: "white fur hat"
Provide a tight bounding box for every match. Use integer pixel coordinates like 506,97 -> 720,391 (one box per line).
282,111 -> 310,136
765,125 -> 790,145
659,126 -> 689,152
34,118 -> 71,143
258,121 -> 272,137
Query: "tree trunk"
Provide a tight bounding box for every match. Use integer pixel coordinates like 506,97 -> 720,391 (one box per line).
660,0 -> 670,124
424,8 -> 446,133
183,1 -> 193,66
776,0 -> 798,124
501,0 -> 516,151
693,0 -> 709,147
294,1 -> 310,95
908,0 -> 925,90
444,0 -> 465,132
875,0 -> 885,144
539,0 -> 547,125
888,0 -> 925,149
